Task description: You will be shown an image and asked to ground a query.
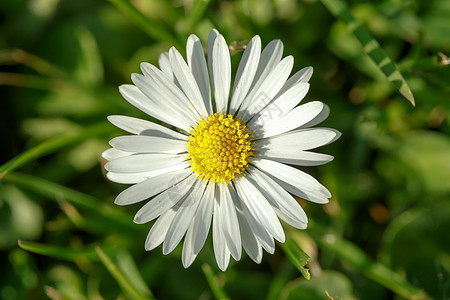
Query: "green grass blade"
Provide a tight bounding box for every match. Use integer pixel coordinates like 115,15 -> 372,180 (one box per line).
95,246 -> 153,300
0,122 -> 111,180
0,72 -> 66,90
18,240 -> 99,261
320,0 -> 415,106
4,172 -> 137,231
74,27 -> 104,87
279,236 -> 310,280
0,49 -> 67,78
107,0 -> 181,48
308,222 -> 432,300
116,251 -> 153,298
202,263 -> 230,300
5,172 -> 99,210
187,0 -> 211,29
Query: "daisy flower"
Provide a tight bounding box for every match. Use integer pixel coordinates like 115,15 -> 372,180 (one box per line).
102,29 -> 340,271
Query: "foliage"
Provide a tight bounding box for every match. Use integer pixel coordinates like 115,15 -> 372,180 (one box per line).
1,0 -> 449,299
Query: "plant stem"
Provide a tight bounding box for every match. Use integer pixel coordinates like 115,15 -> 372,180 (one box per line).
202,264 -> 230,300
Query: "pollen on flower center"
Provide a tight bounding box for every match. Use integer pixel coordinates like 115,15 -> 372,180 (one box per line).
187,113 -> 253,183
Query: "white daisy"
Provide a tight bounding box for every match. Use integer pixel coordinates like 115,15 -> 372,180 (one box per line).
102,29 -> 340,271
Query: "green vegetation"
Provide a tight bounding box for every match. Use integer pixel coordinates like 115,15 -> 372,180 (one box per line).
1,0 -> 449,299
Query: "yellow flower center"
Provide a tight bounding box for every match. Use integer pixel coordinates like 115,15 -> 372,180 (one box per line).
187,113 -> 253,183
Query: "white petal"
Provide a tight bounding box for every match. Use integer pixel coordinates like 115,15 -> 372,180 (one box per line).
213,192 -> 231,271
236,211 -> 264,263
109,135 -> 187,154
247,168 -> 308,229
137,63 -> 200,123
105,153 -> 187,173
119,84 -> 190,132
158,52 -> 176,84
252,158 -> 331,203
277,66 -> 313,96
210,35 -> 231,114
238,197 -> 276,254
229,35 -> 261,114
300,103 -> 330,128
163,180 -> 206,254
107,115 -> 187,140
257,150 -> 334,167
168,47 -> 208,116
192,181 -> 215,254
145,206 -> 178,251
186,34 -> 212,114
115,169 -> 191,205
218,183 -> 242,260
234,176 -> 285,243
253,101 -> 324,139
207,29 -> 219,98
256,128 -> 340,152
102,148 -> 133,161
250,39 -> 284,91
182,217 -> 198,268
274,209 -> 307,230
134,175 -> 196,223
248,83 -> 310,129
239,56 -> 294,122
231,188 -> 263,263
106,163 -> 189,184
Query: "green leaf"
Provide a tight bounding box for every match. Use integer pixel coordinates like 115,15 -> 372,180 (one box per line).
0,72 -> 66,90
320,0 -> 415,106
0,186 -> 43,249
4,172 -> 138,231
380,200 -> 450,300
280,270 -> 354,300
47,266 -> 88,300
280,234 -> 310,280
116,251 -> 153,298
74,27 -> 104,87
107,0 -> 181,48
0,122 -> 111,180
187,0 -> 211,30
95,246 -> 153,300
18,240 -> 99,262
202,263 -> 230,300
378,131 -> 450,194
307,222 -> 432,300
0,49 -> 67,78
5,172 -> 98,210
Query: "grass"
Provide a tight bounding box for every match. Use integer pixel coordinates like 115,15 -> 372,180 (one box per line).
1,0 -> 449,299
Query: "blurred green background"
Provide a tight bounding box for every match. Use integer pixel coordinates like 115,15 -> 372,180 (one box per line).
1,0 -> 449,299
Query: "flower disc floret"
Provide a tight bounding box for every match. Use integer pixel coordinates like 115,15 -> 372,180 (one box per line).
188,113 -> 253,183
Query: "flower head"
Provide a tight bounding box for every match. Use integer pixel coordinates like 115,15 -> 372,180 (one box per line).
103,29 -> 340,271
